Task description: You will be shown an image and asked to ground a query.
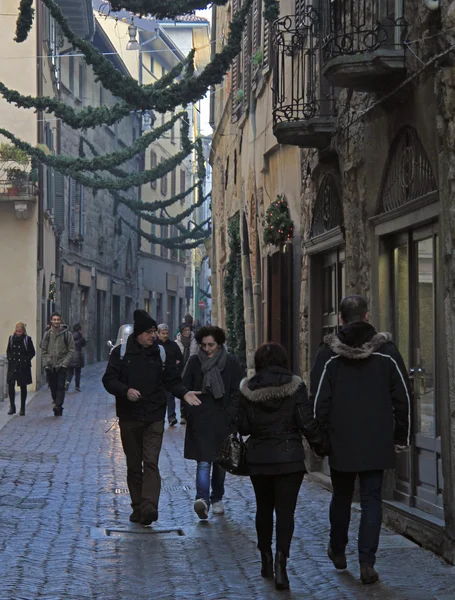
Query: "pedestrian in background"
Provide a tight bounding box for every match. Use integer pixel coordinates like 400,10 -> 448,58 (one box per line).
237,343 -> 325,591
183,325 -> 243,520
102,310 -> 201,526
176,322 -> 198,424
306,295 -> 411,585
157,323 -> 184,426
40,312 -> 74,417
65,324 -> 86,392
6,322 -> 36,416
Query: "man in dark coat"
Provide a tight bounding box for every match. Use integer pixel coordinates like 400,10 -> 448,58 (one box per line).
157,323 -> 184,426
306,295 -> 411,585
102,310 -> 200,526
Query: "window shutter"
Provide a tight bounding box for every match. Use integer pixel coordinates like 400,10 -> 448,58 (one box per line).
150,150 -> 157,189
79,185 -> 85,239
242,11 -> 252,112
262,0 -> 271,69
231,0 -> 240,120
252,0 -> 261,76
171,168 -> 176,197
69,177 -> 77,240
54,171 -> 65,233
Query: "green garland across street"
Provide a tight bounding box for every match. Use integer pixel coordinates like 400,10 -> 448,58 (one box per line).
137,190 -> 209,227
119,215 -> 211,250
109,0 -> 229,19
14,0 -> 34,43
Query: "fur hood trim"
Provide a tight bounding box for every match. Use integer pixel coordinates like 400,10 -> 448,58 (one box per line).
240,375 -> 303,403
325,332 -> 392,360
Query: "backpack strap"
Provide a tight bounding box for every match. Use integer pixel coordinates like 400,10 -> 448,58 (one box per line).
158,345 -> 166,368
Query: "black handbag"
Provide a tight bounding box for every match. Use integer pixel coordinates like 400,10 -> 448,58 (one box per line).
215,432 -> 249,476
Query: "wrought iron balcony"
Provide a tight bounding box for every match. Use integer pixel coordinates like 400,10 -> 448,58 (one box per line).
272,11 -> 336,149
322,0 -> 408,91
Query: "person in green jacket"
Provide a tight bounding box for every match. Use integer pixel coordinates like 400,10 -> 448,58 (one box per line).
40,312 -> 75,416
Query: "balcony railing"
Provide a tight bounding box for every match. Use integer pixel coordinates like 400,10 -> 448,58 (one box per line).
272,11 -> 336,148
322,0 -> 408,91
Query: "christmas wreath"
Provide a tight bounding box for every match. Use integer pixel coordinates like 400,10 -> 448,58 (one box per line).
263,195 -> 294,245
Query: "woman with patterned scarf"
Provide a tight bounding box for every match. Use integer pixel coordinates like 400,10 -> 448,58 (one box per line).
182,326 -> 243,520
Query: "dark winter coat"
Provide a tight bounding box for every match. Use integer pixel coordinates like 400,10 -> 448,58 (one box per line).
160,339 -> 184,372
102,335 -> 188,423
71,331 -> 86,369
306,321 -> 411,472
6,335 -> 35,387
238,366 -> 319,475
182,353 -> 244,461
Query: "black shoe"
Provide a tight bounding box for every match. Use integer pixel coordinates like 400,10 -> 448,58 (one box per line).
129,509 -> 141,523
360,564 -> 379,584
260,550 -> 274,579
7,405 -> 16,415
75,387 -> 81,392
328,545 -> 347,570
274,551 -> 290,591
169,417 -> 178,427
139,506 -> 158,526
53,406 -> 63,417
19,409 -> 25,416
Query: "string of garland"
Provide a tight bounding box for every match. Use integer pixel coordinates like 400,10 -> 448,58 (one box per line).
137,189 -> 208,228
263,0 -> 280,22
223,214 -> 246,368
0,53 -> 190,130
15,0 -> 35,43
0,112 -> 183,174
108,0 -> 229,19
263,194 -> 294,245
119,215 -> 211,250
40,0 -> 254,113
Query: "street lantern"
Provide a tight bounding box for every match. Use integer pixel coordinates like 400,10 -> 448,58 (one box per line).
126,19 -> 140,51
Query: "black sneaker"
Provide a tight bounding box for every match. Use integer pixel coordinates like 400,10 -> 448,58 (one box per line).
169,417 -> 178,427
53,406 -> 63,417
327,545 -> 347,570
360,564 -> 379,584
129,509 -> 141,523
139,507 -> 158,526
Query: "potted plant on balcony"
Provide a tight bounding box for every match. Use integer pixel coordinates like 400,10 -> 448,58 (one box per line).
0,143 -> 30,196
6,166 -> 28,196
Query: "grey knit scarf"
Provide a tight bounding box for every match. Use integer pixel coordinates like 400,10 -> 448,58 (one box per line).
198,345 -> 227,400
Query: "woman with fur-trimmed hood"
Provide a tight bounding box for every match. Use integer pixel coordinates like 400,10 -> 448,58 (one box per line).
237,342 -> 324,592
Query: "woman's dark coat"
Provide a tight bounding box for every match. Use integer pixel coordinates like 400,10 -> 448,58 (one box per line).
102,335 -> 188,423
182,353 -> 244,462
237,366 -> 323,475
6,335 -> 35,387
71,331 -> 86,369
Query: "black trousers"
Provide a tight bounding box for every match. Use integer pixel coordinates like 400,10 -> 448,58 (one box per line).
330,468 -> 384,566
66,366 -> 82,388
47,367 -> 67,407
119,420 -> 165,513
250,471 -> 305,557
8,381 -> 27,408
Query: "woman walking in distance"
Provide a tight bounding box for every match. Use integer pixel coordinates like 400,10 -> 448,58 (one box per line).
183,326 -> 243,520
237,343 -> 326,591
66,324 -> 86,392
176,322 -> 198,424
6,322 -> 36,416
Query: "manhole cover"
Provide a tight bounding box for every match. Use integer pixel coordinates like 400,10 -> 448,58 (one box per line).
91,527 -> 185,539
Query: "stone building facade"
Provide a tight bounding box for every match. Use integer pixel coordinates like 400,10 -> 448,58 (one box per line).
210,0 -> 455,561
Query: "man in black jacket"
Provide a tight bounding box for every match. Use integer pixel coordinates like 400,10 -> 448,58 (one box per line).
102,310 -> 200,526
307,295 -> 411,585
158,323 -> 184,426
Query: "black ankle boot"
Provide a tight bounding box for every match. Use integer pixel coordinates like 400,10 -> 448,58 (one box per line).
260,550 -> 274,578
8,404 -> 16,415
19,402 -> 26,416
275,551 -> 290,590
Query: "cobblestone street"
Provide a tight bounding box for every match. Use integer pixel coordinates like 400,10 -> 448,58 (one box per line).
0,363 -> 453,600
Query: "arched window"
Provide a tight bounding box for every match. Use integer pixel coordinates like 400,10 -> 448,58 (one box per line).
309,173 -> 343,238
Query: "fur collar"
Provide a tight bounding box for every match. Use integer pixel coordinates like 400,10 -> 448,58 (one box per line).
240,375 -> 303,403
325,332 -> 392,360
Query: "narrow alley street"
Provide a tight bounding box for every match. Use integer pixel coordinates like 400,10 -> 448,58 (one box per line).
0,363 -> 453,600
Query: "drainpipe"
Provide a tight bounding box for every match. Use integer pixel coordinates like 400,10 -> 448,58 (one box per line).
37,2 -> 44,269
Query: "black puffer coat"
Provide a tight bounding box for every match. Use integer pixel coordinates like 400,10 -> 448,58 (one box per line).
237,366 -> 321,475
307,322 -> 411,472
183,353 -> 243,461
102,335 -> 188,423
71,331 -> 86,369
6,335 -> 35,387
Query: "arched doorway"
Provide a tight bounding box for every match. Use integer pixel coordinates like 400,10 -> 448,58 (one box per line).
373,126 -> 442,518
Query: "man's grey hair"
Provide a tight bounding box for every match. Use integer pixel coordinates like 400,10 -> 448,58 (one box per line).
157,323 -> 169,332
339,295 -> 368,324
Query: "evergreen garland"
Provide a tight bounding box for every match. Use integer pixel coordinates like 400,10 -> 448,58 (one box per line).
223,215 -> 246,368
109,0 -> 229,18
120,215 -> 211,250
138,191 -> 208,227
0,112 -> 183,173
40,0 -> 254,113
263,195 -> 294,245
15,0 -> 35,43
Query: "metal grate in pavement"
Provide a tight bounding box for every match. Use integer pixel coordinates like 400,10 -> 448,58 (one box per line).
114,485 -> 190,494
91,527 -> 185,539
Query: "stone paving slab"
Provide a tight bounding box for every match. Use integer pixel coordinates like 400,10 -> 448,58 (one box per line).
0,363 -> 454,599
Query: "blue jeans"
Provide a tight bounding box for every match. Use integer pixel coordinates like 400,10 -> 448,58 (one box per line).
330,469 -> 384,566
166,392 -> 176,421
196,461 -> 226,506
